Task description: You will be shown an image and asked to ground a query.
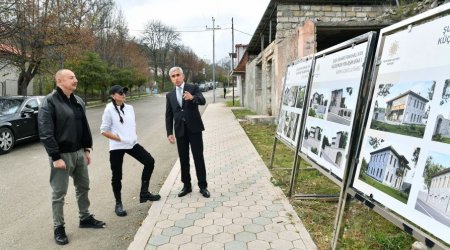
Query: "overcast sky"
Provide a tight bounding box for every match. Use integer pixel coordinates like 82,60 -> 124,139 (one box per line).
115,0 -> 271,62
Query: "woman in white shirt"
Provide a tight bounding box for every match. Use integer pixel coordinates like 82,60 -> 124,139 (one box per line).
100,85 -> 160,217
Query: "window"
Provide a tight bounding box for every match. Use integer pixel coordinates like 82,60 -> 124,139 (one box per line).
24,99 -> 39,111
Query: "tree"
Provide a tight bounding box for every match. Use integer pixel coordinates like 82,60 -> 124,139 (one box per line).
368,136 -> 384,149
411,147 -> 420,166
428,81 -> 436,100
141,20 -> 180,90
321,136 -> 330,149
423,156 -> 444,197
361,158 -> 368,173
0,0 -> 114,95
338,132 -> 348,149
0,1 -> 18,41
67,52 -> 108,102
377,83 -> 393,97
440,80 -> 450,105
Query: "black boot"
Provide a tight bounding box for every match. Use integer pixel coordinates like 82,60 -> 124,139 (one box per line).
140,180 -> 161,203
115,202 -> 127,216
54,226 -> 68,245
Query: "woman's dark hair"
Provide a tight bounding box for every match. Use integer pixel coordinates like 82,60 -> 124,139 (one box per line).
111,98 -> 125,123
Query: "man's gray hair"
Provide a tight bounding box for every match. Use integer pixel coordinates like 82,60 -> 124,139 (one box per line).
169,66 -> 183,76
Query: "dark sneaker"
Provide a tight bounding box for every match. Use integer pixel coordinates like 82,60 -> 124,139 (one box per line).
140,192 -> 161,203
54,226 -> 68,245
115,202 -> 127,217
79,215 -> 106,228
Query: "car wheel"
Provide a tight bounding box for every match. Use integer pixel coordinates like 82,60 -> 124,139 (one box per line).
0,127 -> 15,154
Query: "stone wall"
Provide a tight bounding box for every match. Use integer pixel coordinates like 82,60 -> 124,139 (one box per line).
276,4 -> 391,40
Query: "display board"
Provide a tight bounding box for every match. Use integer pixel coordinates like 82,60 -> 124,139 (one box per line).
352,8 -> 450,245
276,57 -> 313,148
300,41 -> 372,180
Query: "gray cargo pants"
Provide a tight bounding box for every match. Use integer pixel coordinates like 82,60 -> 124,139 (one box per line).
49,149 -> 91,227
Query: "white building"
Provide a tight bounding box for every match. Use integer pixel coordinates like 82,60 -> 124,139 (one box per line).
433,114 -> 450,138
309,92 -> 327,115
322,131 -> 346,167
328,89 -> 352,121
366,146 -> 410,190
0,45 -> 34,96
385,90 -> 428,125
427,168 -> 450,217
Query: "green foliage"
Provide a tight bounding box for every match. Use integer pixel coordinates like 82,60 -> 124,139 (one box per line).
66,52 -> 109,101
371,120 -> 425,138
308,108 -> 316,117
423,156 -> 444,190
359,173 -> 408,203
231,108 -> 415,249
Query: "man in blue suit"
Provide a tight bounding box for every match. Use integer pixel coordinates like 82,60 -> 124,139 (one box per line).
165,66 -> 210,198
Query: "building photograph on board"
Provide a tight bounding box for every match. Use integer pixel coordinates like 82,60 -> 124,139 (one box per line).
370,80 -> 435,138
414,151 -> 450,228
357,133 -> 420,204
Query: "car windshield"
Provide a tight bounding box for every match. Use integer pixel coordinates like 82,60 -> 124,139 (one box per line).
0,99 -> 23,116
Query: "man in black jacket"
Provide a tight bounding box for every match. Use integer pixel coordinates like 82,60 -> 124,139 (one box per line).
38,69 -> 105,246
165,66 -> 210,198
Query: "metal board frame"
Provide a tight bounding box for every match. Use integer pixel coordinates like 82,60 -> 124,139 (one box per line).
336,3 -> 450,249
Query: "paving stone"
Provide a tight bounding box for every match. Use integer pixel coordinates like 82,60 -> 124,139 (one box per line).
155,243 -> 178,250
244,223 -> 265,233
183,225 -> 203,236
202,241 -> 225,249
235,231 -> 256,242
155,219 -> 175,229
214,206 -> 232,213
257,231 -> 279,242
265,223 -> 286,233
248,239 -> 271,249
232,217 -> 252,226
137,104 -> 317,250
213,232 -> 234,243
147,235 -> 170,246
203,224 -> 224,235
179,242 -> 201,250
271,239 -> 294,249
224,240 -> 247,250
178,207 -> 196,214
253,217 -> 273,226
167,213 -> 185,221
186,212 -> 204,220
172,202 -> 188,209
196,206 -> 214,214
214,217 -> 233,226
192,233 -> 213,244
279,230 -> 301,241
162,226 -> 182,237
260,210 -> 279,218
205,211 -> 222,219
169,233 -> 191,245
224,224 -> 244,234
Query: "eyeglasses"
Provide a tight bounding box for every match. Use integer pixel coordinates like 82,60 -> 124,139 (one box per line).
170,73 -> 181,78
117,91 -> 126,96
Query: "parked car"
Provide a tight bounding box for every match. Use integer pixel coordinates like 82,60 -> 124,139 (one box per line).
199,83 -> 208,92
0,96 -> 44,154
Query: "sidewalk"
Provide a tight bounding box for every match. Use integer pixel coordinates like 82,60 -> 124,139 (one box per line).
129,102 -> 317,250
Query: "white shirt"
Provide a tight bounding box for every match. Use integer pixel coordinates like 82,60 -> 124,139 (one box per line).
100,102 -> 138,150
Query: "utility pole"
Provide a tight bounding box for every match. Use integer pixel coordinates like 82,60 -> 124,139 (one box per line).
206,17 -> 220,103
231,17 -> 235,106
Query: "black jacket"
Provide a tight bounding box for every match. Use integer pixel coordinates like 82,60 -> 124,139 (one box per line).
165,83 -> 205,137
38,87 -> 92,161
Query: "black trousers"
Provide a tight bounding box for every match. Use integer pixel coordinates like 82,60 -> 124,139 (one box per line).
109,144 -> 155,202
176,130 -> 207,189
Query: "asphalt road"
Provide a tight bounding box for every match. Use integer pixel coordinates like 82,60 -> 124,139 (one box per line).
0,89 -> 219,249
